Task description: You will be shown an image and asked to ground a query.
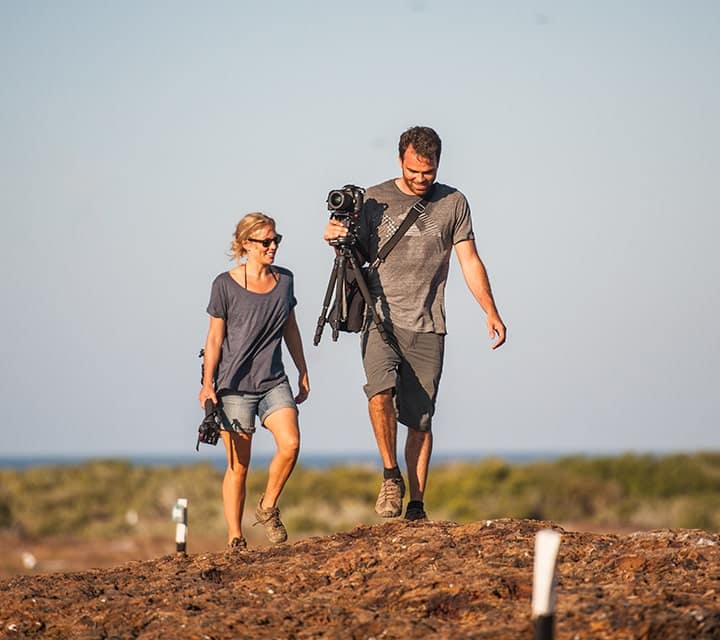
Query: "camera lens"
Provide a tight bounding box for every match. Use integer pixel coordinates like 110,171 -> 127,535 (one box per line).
327,190 -> 352,211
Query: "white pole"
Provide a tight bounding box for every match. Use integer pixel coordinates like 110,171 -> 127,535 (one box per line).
532,529 -> 561,640
172,498 -> 188,553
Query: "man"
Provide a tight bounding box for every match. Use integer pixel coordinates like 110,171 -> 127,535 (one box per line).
323,126 -> 506,521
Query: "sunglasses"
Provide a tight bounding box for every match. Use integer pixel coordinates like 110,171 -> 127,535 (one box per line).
246,234 -> 283,248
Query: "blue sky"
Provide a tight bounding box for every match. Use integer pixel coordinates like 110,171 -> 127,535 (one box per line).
1,1 -> 718,459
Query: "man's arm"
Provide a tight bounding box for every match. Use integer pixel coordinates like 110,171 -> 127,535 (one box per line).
283,309 -> 310,404
454,239 -> 507,349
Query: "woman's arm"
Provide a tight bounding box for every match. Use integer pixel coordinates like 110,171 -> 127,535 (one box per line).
198,315 -> 225,407
283,309 -> 310,403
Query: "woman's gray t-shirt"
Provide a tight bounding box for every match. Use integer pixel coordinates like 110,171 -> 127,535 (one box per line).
206,267 -> 296,394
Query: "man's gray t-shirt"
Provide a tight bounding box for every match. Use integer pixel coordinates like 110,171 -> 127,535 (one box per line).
206,268 -> 296,394
357,179 -> 475,334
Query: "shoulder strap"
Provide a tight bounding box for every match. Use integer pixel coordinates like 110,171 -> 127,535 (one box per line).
370,196 -> 430,269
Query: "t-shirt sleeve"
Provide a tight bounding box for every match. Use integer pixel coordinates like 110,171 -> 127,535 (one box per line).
206,275 -> 227,319
452,195 -> 475,244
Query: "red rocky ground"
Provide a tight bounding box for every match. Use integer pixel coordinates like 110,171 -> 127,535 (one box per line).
1,519 -> 719,639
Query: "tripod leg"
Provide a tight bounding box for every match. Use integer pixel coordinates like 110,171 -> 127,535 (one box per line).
331,255 -> 347,342
313,257 -> 340,346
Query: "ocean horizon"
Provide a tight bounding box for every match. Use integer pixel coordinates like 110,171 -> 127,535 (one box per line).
0,448 -> 681,472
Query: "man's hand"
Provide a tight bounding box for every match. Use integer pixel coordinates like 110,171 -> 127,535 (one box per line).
487,313 -> 506,350
323,219 -> 348,243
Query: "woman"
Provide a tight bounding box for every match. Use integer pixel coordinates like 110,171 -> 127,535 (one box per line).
199,213 -> 309,550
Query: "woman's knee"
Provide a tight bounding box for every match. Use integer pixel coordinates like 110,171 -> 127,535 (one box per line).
277,432 -> 300,458
225,463 -> 249,481
264,409 -> 300,452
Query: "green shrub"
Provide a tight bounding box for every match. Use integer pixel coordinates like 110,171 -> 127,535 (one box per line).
1,452 -> 719,540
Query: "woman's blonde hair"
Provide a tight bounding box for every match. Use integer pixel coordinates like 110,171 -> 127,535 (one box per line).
229,212 -> 276,261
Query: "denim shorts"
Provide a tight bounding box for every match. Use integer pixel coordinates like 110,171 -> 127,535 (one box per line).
218,379 -> 297,435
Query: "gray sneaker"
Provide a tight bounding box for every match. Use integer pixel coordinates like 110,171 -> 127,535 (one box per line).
375,476 -> 406,518
254,495 -> 288,543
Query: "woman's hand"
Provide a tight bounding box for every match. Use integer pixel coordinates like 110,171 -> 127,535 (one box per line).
295,372 -> 310,404
198,384 -> 218,408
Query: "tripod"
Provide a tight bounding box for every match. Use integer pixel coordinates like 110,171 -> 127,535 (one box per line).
313,238 -> 392,346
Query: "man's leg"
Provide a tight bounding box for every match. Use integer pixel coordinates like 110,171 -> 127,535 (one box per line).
369,390 -> 406,517
396,331 -> 443,522
405,428 -> 433,503
363,325 -> 406,518
368,390 -> 398,469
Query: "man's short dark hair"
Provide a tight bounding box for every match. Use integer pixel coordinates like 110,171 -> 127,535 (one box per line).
398,126 -> 442,164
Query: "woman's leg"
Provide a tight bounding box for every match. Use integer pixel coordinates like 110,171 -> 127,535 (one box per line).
221,430 -> 252,543
261,407 -> 300,508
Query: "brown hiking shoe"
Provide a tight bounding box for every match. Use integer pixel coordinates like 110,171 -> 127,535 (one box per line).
375,476 -> 406,517
254,495 -> 288,543
226,536 -> 247,552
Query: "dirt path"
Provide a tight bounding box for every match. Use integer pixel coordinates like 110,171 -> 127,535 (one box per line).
1,519 -> 719,639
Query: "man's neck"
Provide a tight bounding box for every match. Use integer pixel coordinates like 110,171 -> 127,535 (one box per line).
394,178 -> 435,199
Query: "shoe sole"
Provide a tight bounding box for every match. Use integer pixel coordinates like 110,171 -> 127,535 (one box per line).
256,524 -> 287,544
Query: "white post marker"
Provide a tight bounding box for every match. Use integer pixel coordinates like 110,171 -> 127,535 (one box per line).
532,529 -> 561,640
172,498 -> 188,553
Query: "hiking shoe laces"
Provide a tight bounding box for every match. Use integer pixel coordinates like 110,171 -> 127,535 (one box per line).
375,476 -> 406,518
254,496 -> 288,543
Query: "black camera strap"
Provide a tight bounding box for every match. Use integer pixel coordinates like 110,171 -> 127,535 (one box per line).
370,194 -> 431,270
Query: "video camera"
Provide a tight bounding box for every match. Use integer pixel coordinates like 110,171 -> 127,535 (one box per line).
326,184 -> 365,246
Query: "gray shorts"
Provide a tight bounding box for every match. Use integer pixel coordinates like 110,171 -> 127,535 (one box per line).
218,379 -> 297,435
361,324 -> 445,432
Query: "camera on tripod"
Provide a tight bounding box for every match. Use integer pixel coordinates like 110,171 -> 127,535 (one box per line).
315,182 -> 389,345
326,184 -> 365,246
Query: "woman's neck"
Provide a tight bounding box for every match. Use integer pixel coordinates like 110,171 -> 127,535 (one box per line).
244,259 -> 271,279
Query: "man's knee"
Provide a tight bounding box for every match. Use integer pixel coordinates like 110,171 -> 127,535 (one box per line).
407,421 -> 433,435
407,426 -> 433,441
369,388 -> 393,403
369,389 -> 394,414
